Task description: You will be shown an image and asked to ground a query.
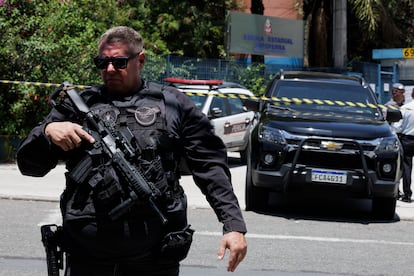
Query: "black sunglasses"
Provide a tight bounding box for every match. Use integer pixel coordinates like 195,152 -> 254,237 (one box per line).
93,53 -> 138,70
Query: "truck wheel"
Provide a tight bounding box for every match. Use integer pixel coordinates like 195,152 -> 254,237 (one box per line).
245,164 -> 268,211
372,197 -> 396,220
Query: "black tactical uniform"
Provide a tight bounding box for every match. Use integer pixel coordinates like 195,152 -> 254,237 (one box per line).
17,81 -> 247,275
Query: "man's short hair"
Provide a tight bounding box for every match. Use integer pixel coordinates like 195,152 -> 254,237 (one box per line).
98,26 -> 143,55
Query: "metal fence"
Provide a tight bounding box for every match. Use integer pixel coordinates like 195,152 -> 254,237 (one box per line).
142,54 -> 301,87
143,54 -> 391,103
352,61 -> 397,104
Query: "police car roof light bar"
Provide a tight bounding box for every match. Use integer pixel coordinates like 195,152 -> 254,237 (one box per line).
165,77 -> 223,85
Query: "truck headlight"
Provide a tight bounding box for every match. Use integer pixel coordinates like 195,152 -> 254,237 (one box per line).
376,137 -> 400,153
258,125 -> 287,145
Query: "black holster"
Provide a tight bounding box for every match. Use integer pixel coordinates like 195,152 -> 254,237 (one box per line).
41,224 -> 64,276
159,224 -> 194,262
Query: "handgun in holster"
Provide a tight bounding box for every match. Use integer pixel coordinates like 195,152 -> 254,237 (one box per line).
41,224 -> 64,276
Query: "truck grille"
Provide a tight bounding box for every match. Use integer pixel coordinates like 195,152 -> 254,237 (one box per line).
286,139 -> 377,151
284,150 -> 375,171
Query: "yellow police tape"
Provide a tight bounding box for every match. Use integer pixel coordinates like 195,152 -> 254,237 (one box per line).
0,79 -> 402,111
0,80 -> 90,90
183,91 -> 400,111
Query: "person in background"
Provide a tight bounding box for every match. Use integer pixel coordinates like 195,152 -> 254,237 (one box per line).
16,26 -> 247,275
386,83 -> 405,107
384,83 -> 405,134
394,88 -> 414,203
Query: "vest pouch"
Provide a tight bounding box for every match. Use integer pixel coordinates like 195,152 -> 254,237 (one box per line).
163,189 -> 187,231
91,164 -> 125,222
62,163 -> 124,223
159,224 -> 194,263
158,191 -> 194,262
62,174 -> 96,222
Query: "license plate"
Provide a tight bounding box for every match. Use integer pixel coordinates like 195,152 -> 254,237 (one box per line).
311,169 -> 347,184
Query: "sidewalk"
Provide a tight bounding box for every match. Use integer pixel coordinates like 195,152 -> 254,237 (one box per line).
1,162 -> 414,221
0,163 -> 217,207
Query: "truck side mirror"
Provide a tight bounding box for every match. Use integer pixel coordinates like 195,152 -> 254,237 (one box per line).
386,108 -> 402,123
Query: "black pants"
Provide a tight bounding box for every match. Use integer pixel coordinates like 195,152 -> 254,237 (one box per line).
64,254 -> 179,276
400,135 -> 414,198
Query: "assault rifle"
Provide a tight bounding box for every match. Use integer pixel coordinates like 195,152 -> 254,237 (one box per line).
51,82 -> 168,224
40,224 -> 63,276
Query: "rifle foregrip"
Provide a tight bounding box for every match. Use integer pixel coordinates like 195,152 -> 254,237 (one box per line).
108,197 -> 134,220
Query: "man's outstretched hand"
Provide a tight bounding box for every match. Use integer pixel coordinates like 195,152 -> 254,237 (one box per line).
217,231 -> 247,272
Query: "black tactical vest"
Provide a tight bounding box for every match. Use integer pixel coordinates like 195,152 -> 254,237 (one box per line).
61,83 -> 185,228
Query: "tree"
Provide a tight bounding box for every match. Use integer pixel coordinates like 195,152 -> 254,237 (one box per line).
305,0 -> 331,67
0,0 -> 244,137
302,0 -> 414,67
0,0 -> 131,136
142,0 -> 242,58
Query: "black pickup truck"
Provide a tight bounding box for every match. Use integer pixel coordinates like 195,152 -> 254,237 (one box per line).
245,70 -> 403,220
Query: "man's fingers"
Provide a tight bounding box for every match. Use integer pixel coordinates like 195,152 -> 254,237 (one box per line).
74,126 -> 95,144
217,239 -> 226,260
217,232 -> 247,272
46,122 -> 94,151
227,251 -> 244,272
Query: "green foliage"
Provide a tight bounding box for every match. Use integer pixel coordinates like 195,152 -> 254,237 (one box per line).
4,0 -> 414,138
230,62 -> 271,96
0,0 -> 244,137
144,0 -> 241,58
351,0 -> 381,34
0,0 -> 109,136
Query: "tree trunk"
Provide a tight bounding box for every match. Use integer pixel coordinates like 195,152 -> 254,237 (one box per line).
333,0 -> 347,69
313,0 -> 328,67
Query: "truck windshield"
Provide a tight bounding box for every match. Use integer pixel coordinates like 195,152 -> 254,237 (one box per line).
270,80 -> 381,118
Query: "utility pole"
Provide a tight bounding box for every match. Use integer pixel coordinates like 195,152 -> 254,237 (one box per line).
333,0 -> 347,69
251,0 -> 264,63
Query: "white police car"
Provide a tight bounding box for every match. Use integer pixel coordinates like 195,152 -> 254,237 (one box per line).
165,78 -> 255,162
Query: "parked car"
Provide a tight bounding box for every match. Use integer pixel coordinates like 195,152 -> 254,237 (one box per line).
245,70 -> 403,219
165,78 -> 255,162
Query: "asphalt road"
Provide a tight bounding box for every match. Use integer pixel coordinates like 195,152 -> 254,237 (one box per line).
1,153 -> 414,275
2,198 -> 414,276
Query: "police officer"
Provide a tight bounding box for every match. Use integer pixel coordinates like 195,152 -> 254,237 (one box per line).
395,88 -> 414,203
386,83 -> 405,107
17,26 -> 247,275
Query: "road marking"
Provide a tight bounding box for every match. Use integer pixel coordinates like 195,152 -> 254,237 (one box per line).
37,205 -> 62,226
32,205 -> 414,248
196,231 -> 414,246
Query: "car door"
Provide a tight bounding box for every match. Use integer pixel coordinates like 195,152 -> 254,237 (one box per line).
208,96 -> 253,149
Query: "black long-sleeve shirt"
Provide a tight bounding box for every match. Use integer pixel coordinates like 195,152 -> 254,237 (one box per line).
17,82 -> 247,235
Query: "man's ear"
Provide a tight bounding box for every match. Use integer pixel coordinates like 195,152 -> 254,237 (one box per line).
138,51 -> 145,65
